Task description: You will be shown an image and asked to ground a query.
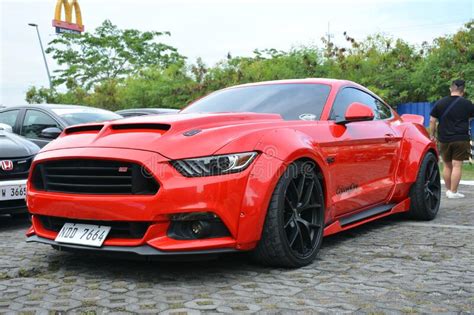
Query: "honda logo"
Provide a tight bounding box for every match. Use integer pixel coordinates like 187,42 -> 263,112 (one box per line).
0,160 -> 13,171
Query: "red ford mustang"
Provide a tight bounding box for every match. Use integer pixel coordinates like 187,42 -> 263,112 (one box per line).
26,79 -> 441,267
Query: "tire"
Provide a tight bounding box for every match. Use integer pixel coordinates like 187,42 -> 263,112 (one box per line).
408,152 -> 441,220
252,161 -> 325,268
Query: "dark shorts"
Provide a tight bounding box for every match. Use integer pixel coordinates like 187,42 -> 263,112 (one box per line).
439,141 -> 471,162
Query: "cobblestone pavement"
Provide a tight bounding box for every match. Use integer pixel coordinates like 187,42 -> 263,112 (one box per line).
1,186 -> 473,314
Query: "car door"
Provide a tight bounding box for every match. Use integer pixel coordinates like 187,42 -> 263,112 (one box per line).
322,87 -> 401,217
20,109 -> 62,148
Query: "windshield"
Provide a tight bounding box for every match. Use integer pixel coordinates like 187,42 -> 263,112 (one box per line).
52,108 -> 122,125
182,83 -> 331,120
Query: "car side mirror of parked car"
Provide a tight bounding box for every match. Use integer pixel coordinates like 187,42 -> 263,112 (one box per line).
41,127 -> 62,139
0,123 -> 13,133
336,102 -> 375,125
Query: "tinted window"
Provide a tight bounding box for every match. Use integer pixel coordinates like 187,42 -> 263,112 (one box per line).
376,102 -> 393,119
51,108 -> 122,125
182,84 -> 331,120
21,110 -> 60,139
330,88 -> 391,120
0,109 -> 20,127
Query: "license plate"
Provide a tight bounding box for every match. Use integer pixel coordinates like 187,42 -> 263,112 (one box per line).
55,223 -> 111,247
0,184 -> 27,201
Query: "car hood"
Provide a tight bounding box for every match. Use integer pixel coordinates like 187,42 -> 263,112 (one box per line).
0,130 -> 40,158
40,112 -> 285,159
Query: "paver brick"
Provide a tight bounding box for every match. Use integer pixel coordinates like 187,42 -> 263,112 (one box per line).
0,186 -> 472,313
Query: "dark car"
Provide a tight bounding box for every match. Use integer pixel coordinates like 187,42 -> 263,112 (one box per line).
115,108 -> 179,118
0,124 -> 39,216
0,104 -> 122,148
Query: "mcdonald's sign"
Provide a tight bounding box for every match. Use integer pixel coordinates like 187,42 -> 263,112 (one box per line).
52,0 -> 84,34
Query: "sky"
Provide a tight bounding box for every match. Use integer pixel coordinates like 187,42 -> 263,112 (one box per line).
0,0 -> 472,105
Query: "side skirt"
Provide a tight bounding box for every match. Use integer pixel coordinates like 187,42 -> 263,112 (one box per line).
323,198 -> 411,237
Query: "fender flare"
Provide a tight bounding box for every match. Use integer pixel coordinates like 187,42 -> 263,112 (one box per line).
234,128 -> 329,248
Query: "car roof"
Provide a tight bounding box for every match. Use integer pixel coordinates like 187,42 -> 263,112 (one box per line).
230,78 -> 354,88
116,108 -> 179,113
224,78 -> 375,95
223,78 -> 382,102
0,104 -> 102,111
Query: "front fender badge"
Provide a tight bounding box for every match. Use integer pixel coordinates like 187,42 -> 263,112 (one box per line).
183,129 -> 202,136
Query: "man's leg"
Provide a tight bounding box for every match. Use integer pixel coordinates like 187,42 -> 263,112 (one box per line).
451,160 -> 463,193
443,161 -> 452,191
439,142 -> 452,192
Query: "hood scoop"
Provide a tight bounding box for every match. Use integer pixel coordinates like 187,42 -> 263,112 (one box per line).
65,125 -> 104,135
111,123 -> 171,131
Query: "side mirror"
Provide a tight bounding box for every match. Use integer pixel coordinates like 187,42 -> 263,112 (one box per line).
41,127 -> 62,139
0,123 -> 13,133
336,102 -> 375,125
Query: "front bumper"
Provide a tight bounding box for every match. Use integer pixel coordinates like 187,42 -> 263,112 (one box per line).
27,147 -> 285,252
0,179 -> 28,214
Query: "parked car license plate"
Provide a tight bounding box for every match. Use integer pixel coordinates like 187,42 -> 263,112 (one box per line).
55,223 -> 111,247
0,184 -> 27,201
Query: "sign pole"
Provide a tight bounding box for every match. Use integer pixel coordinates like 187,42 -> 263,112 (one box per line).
28,23 -> 53,91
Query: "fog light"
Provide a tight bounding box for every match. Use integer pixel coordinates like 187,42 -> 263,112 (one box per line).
167,213 -> 231,240
191,221 -> 211,238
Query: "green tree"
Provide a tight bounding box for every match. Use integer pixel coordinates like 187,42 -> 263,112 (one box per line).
26,19 -> 473,110
320,32 -> 422,105
46,19 -> 184,91
25,86 -> 54,104
116,63 -> 198,110
413,21 -> 474,102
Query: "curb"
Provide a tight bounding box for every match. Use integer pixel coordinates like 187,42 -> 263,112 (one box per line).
441,180 -> 474,186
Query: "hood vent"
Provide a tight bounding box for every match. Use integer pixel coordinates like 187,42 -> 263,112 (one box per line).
183,129 -> 201,136
65,125 -> 103,135
111,123 -> 171,131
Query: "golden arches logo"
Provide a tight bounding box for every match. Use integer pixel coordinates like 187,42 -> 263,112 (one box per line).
52,0 -> 84,34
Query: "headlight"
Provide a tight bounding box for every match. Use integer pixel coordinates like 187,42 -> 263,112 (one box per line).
171,152 -> 258,177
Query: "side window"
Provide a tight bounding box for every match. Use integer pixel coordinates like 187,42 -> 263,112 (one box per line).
330,87 -> 390,120
0,109 -> 20,127
376,101 -> 393,119
21,110 -> 60,139
330,88 -> 359,120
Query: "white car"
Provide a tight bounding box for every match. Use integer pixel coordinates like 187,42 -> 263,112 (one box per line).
0,123 -> 39,217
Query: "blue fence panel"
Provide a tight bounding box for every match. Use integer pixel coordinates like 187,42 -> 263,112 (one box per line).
397,102 -> 474,139
397,102 -> 434,127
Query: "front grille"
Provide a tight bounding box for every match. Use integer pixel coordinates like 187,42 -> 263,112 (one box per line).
0,156 -> 33,180
0,199 -> 26,210
38,216 -> 150,239
32,159 -> 159,195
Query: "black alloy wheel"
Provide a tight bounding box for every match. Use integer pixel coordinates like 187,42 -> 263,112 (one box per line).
408,152 -> 441,220
253,161 -> 325,267
283,170 -> 324,259
423,158 -> 441,212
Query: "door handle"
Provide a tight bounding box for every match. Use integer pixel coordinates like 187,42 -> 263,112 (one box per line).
384,134 -> 395,142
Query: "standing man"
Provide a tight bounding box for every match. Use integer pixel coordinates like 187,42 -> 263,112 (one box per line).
430,79 -> 474,199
